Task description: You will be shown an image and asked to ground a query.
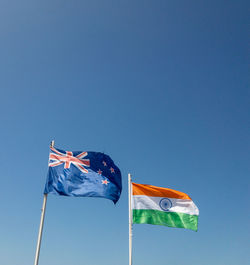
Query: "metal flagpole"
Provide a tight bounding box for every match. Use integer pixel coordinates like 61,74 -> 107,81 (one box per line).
128,173 -> 133,265
34,140 -> 54,265
34,193 -> 47,265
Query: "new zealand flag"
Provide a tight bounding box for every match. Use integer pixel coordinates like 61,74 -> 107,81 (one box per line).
44,146 -> 122,204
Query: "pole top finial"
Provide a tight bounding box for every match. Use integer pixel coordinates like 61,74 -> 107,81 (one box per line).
50,140 -> 55,148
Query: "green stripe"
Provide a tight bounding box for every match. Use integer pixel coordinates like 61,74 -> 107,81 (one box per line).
133,209 -> 198,231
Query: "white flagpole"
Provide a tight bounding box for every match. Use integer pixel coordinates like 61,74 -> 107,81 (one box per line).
34,193 -> 47,265
128,173 -> 133,265
34,140 -> 54,265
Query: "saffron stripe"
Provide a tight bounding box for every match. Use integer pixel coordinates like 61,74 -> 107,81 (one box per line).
132,183 -> 191,200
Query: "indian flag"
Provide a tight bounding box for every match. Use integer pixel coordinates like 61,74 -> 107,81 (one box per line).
132,183 -> 199,231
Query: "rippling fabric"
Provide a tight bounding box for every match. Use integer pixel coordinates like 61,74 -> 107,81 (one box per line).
44,146 -> 122,204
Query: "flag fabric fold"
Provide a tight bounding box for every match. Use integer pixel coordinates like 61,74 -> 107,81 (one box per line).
132,183 -> 199,231
44,146 -> 122,204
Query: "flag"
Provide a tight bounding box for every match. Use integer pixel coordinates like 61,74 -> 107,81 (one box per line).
44,146 -> 122,204
132,183 -> 199,231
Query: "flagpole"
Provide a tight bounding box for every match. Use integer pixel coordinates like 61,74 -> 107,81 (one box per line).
34,193 -> 47,265
34,140 -> 54,265
128,173 -> 132,265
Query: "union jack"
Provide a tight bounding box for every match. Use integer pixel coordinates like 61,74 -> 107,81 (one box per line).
49,146 -> 90,173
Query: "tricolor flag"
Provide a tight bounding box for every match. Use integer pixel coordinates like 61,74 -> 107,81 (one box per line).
132,183 -> 199,231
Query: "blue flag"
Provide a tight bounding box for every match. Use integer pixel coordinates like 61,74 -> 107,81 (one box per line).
44,146 -> 122,204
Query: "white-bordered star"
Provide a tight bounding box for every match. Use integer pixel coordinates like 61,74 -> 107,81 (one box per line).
102,179 -> 109,185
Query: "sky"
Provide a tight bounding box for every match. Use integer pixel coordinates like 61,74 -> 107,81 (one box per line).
0,0 -> 249,264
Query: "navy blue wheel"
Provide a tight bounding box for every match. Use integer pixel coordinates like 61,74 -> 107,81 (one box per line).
159,198 -> 172,211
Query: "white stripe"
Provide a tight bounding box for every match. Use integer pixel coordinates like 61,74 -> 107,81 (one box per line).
132,195 -> 199,215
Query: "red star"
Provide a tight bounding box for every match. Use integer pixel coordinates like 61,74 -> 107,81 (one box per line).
103,161 -> 107,166
110,167 -> 115,173
102,179 -> 109,185
97,169 -> 102,175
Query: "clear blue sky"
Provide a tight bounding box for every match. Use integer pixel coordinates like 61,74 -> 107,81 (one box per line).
0,1 -> 249,264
